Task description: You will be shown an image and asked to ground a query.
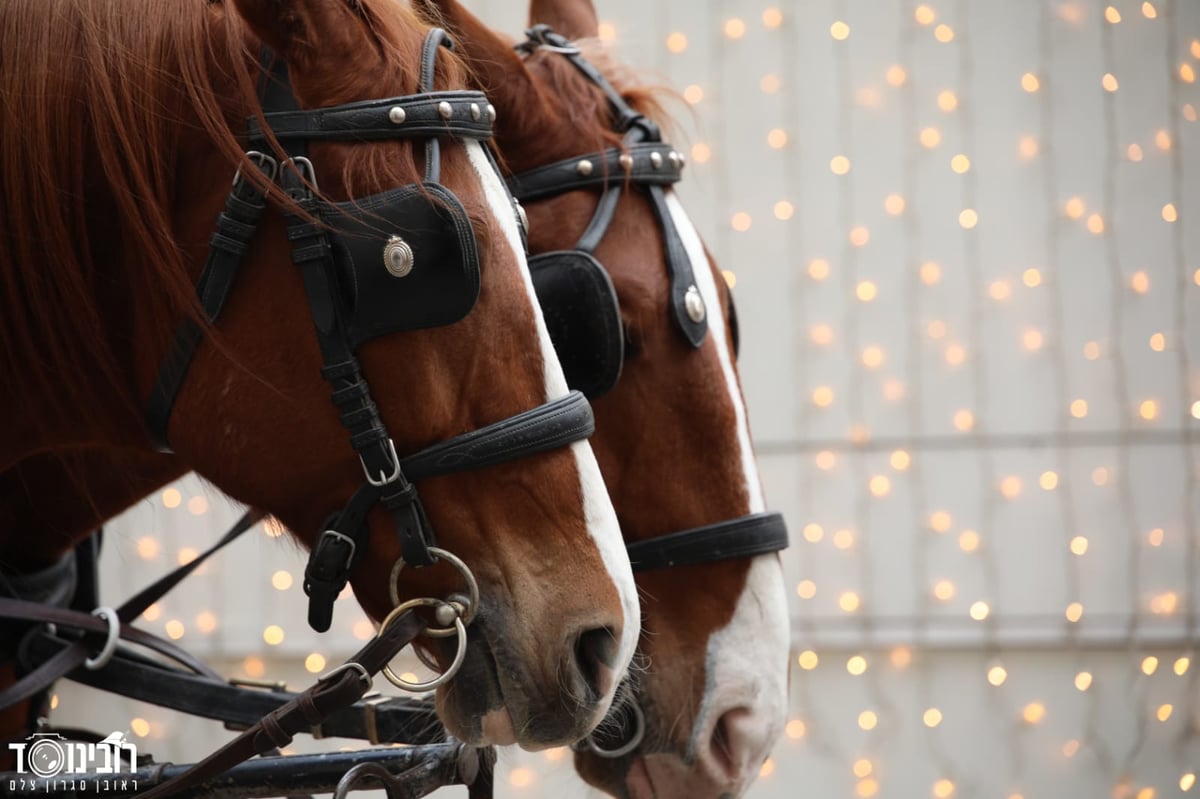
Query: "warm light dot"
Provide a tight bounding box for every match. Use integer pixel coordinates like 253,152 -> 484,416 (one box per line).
812,386 -> 835,408
1157,704 -> 1174,722
543,747 -> 566,762
950,153 -> 971,173
1163,203 -> 1178,222
839,592 -> 862,613
833,529 -> 855,549
760,73 -> 781,93
786,719 -> 806,739
830,20 -> 850,40
1083,341 -> 1101,360
731,212 -> 752,232
136,537 -> 159,560
953,409 -> 975,432
887,65 -> 907,87
165,619 -> 185,640
938,90 -> 958,112
861,346 -> 885,369
811,324 -> 834,345
933,778 -> 956,798
177,547 -> 198,566
945,344 -> 966,366
1062,739 -> 1080,757
509,768 -> 535,788
195,611 -> 217,633
666,32 -> 688,53
988,665 -> 1008,685
816,450 -> 837,470
959,529 -> 981,552
692,142 -> 712,162
915,5 -> 936,25
933,579 -> 956,601
353,619 -> 375,640
808,257 -> 832,282
849,225 -> 871,247
847,655 -> 868,675
722,270 -> 737,289
271,570 -> 293,591
683,84 -> 704,104
1142,655 -> 1159,675
797,650 -> 820,670
1182,773 -> 1197,792
920,127 -> 943,148
1193,401 -> 1200,420
1039,471 -> 1059,490
1139,399 -> 1158,421
1131,270 -> 1150,293
1065,602 -> 1084,622
1102,73 -> 1119,92
723,17 -> 745,39
854,759 -> 874,778
869,475 -> 891,497
923,707 -> 943,727
891,646 -> 913,668
1021,73 -> 1040,92
1138,788 -> 1157,799
856,87 -> 882,108
884,379 -> 907,402
1022,702 -> 1046,724
1069,536 -> 1089,556
1086,213 -> 1105,234
1070,399 -> 1089,418
1019,135 -> 1039,159
970,600 -> 991,621
767,129 -> 787,149
162,488 -> 182,509
989,280 -> 1012,301
858,779 -> 881,798
930,511 -> 953,533
1106,6 -> 1122,22
1182,64 -> 1197,83
304,653 -> 327,674
1143,1 -> 1157,18
760,758 -> 776,778
143,603 -> 162,622
263,625 -> 285,646
597,22 -> 616,42
1194,40 -> 1200,59
890,450 -> 912,471
830,155 -> 851,175
1075,671 -> 1093,691
797,580 -> 817,599
774,200 -> 795,220
243,656 -> 265,678
959,208 -> 978,229
131,718 -> 150,737
1152,592 -> 1179,614
1023,267 -> 1042,287
857,280 -> 878,302
1022,328 -> 1044,351
858,710 -> 878,730
802,523 -> 825,543
1149,332 -> 1166,351
1175,657 -> 1190,675
1156,129 -> 1172,150
934,24 -> 954,43
849,425 -> 871,445
1064,196 -> 1086,219
1128,143 -> 1144,161
1092,466 -> 1109,486
187,495 -> 208,515
885,193 -> 907,215
763,8 -> 783,28
1000,477 -> 1021,499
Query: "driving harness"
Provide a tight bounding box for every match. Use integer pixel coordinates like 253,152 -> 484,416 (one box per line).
143,29 -> 598,636
510,26 -> 790,578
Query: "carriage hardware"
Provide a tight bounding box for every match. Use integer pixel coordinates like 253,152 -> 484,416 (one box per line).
511,24 -> 792,759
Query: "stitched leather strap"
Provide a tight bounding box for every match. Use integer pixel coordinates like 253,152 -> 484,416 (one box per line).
507,143 -> 682,202
626,512 -> 790,572
247,91 -> 494,143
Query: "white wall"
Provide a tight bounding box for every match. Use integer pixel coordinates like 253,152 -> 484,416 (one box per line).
54,1 -> 1199,798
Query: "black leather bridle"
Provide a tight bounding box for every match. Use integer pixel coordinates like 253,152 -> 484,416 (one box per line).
509,26 -> 790,578
145,29 -> 598,633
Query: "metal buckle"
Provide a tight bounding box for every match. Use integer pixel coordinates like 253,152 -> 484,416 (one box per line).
319,661 -> 372,689
283,155 -> 320,194
361,438 -> 403,487
232,150 -> 278,188
523,26 -> 581,54
318,529 -> 358,570
83,606 -> 120,671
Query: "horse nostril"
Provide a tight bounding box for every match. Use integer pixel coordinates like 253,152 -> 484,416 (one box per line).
705,707 -> 766,784
574,626 -> 618,699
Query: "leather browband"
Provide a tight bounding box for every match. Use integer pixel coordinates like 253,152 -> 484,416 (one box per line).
247,90 -> 495,143
625,512 -> 790,573
506,142 -> 683,203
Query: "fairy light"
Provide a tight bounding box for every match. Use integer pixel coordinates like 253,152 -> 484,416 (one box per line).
1157,704 -> 1173,722
915,5 -> 936,25
130,718 -> 150,737
830,21 -> 850,41
1018,135 -> 1039,159
1106,6 -> 1121,23
766,129 -> 787,149
923,707 -> 943,727
890,450 -> 912,470
969,601 -> 991,621
1069,536 -> 1088,555
988,665 -> 1008,686
509,768 -> 535,788
161,487 -> 181,509
1023,268 -> 1042,287
666,32 -> 687,53
186,495 -> 208,515
839,591 -> 862,612
1142,655 -> 1159,675
1021,73 -> 1040,92
847,655 -> 868,676
1075,671 -> 1093,691
833,528 -> 856,549
933,579 -> 956,601
195,611 -> 216,633
1149,332 -> 1165,351
304,653 -> 326,673
920,127 -> 942,148
683,84 -> 703,104
933,778 -> 955,798
1142,1 -> 1158,18
934,24 -> 954,43
937,90 -> 958,112
1175,656 -> 1190,675
797,580 -> 817,599
959,530 -> 981,552
1102,72 -> 1119,92
1155,129 -> 1172,150
762,8 -> 783,29
886,193 -> 907,215
857,280 -> 878,301
812,386 -> 835,407
1183,773 -> 1197,792
164,620 -> 184,640
774,200 -> 795,220
262,625 -> 284,646
1065,602 -> 1083,623
831,155 -> 852,175
731,212 -> 752,232
887,65 -> 907,86
760,73 -> 781,93
858,710 -> 878,730
691,142 -> 712,162
786,719 -> 807,739
142,603 -> 161,622
1128,143 -> 1144,161
1021,702 -> 1046,724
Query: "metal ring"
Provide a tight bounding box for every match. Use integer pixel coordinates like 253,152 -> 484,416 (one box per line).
84,606 -> 120,671
318,661 -> 372,689
379,613 -> 467,693
388,547 -> 479,632
577,702 -> 645,759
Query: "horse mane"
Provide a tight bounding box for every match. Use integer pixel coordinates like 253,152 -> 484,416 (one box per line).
0,0 -> 448,445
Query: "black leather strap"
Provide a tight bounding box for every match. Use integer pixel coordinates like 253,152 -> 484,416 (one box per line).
507,143 -> 681,202
626,512 -> 790,572
247,91 -> 494,144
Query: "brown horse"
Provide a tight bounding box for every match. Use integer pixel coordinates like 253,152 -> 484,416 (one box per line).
419,1 -> 791,796
0,0 -> 639,753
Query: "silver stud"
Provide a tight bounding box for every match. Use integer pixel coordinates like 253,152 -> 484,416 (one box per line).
388,106 -> 407,125
684,285 -> 706,323
470,103 -> 481,121
514,200 -> 529,236
650,151 -> 663,169
618,153 -> 634,170
678,152 -> 687,167
668,150 -> 681,168
383,235 -> 415,278
576,159 -> 594,176
434,602 -> 460,628
487,104 -> 497,122
438,101 -> 453,120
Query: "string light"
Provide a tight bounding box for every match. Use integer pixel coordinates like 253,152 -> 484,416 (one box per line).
830,20 -> 850,41
723,18 -> 745,39
161,488 -> 181,508
666,32 -> 687,54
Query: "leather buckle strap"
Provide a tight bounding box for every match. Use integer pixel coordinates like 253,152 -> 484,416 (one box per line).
626,512 -> 790,573
507,143 -> 684,203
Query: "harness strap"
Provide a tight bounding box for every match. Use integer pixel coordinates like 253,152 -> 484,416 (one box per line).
506,142 -> 682,201
245,91 -> 494,143
626,512 -> 790,573
135,609 -> 426,799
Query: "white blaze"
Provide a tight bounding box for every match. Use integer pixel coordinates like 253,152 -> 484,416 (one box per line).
464,142 -> 639,681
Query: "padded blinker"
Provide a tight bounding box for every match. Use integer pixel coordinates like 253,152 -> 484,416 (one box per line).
530,251 -> 624,399
327,182 -> 481,348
